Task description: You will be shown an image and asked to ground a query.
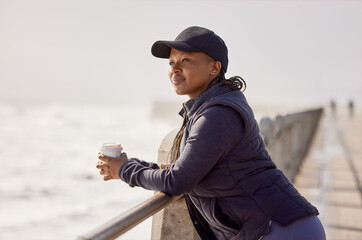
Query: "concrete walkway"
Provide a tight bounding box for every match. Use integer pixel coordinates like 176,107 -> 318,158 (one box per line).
294,107 -> 362,239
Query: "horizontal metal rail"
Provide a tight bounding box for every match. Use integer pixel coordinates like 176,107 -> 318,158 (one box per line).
78,192 -> 182,240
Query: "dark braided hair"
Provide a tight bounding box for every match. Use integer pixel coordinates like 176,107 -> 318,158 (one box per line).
208,72 -> 247,92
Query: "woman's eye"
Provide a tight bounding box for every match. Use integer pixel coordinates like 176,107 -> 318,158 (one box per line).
169,59 -> 189,66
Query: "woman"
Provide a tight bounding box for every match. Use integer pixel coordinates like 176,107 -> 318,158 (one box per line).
96,26 -> 325,240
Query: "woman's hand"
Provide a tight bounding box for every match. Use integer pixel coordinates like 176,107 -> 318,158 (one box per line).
96,152 -> 128,181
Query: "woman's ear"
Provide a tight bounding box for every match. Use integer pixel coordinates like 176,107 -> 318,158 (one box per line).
210,61 -> 222,76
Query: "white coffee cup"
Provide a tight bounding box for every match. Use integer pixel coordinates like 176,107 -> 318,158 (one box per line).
100,143 -> 123,158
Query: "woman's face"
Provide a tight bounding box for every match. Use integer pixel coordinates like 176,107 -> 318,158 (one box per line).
168,48 -> 221,99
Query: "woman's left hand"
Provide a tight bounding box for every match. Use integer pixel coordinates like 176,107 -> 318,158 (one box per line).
96,152 -> 128,181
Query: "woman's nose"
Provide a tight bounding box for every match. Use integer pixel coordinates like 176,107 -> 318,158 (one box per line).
170,62 -> 181,73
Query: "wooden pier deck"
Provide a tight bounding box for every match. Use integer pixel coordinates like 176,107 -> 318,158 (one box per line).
294,107 -> 362,239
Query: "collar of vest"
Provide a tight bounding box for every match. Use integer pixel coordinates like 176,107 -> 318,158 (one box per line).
179,83 -> 232,119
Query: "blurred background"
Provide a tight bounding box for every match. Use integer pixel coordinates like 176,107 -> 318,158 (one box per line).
0,0 -> 361,239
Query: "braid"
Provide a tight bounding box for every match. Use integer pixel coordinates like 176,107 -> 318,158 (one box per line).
221,76 -> 247,92
209,72 -> 247,92
162,122 -> 187,169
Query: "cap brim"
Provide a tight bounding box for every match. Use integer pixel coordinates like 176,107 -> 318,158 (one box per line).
151,40 -> 201,58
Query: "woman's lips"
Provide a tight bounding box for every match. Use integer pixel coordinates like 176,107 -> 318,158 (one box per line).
171,76 -> 185,85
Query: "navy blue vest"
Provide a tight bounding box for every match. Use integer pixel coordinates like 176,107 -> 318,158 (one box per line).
179,84 -> 318,240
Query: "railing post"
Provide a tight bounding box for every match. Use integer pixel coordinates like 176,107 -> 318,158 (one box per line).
151,129 -> 201,240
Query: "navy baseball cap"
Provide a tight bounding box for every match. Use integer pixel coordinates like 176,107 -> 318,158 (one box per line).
151,26 -> 229,73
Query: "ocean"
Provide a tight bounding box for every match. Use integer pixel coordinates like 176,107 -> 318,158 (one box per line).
0,101 -> 178,240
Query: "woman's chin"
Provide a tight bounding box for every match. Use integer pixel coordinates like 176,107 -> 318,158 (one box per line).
173,87 -> 186,96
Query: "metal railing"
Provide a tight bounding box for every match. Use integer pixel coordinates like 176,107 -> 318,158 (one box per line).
78,192 -> 182,240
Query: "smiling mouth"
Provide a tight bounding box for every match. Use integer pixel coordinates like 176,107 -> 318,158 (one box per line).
171,76 -> 185,85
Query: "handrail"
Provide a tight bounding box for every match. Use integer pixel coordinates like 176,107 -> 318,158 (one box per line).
78,192 -> 182,240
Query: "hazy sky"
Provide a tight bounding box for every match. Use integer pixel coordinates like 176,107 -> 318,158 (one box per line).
1,0 -> 361,106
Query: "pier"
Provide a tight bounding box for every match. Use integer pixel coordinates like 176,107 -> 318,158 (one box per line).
294,108 -> 362,239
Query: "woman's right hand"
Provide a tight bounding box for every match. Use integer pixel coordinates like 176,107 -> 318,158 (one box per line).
96,152 -> 128,181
